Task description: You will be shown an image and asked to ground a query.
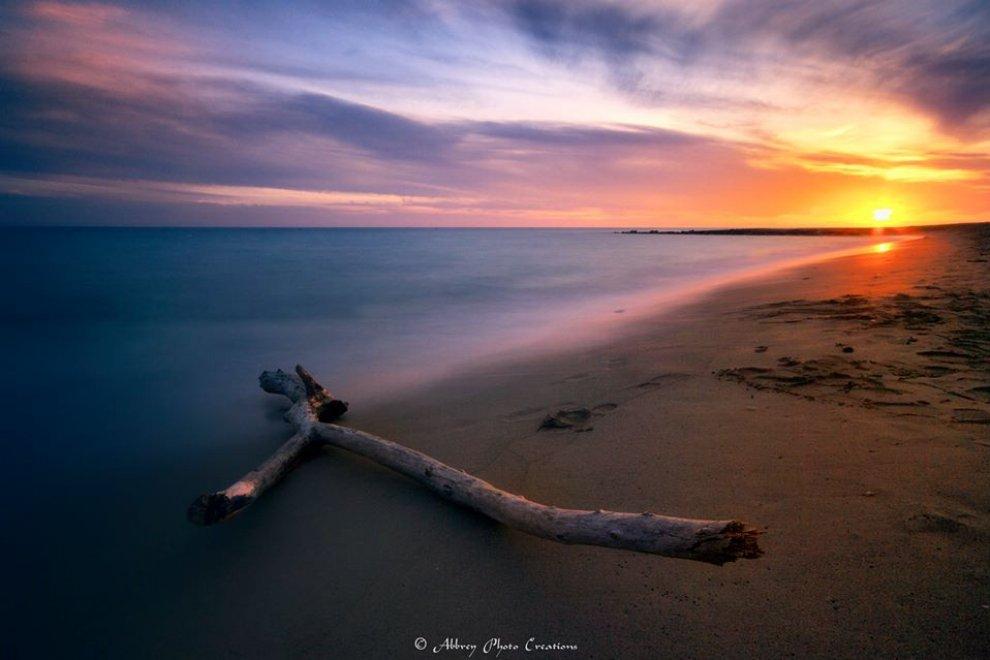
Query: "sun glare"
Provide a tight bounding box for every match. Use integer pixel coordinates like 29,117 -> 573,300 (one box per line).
873,208 -> 893,222
873,241 -> 893,254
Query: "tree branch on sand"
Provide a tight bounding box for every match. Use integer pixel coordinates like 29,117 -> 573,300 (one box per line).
187,365 -> 763,565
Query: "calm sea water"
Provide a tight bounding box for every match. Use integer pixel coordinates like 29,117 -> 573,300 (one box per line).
1,227 -> 880,656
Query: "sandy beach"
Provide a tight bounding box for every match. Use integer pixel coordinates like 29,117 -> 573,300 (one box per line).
292,224 -> 990,658
3,226 -> 987,658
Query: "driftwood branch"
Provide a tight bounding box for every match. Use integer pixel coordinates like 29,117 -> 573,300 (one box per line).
188,365 -> 763,565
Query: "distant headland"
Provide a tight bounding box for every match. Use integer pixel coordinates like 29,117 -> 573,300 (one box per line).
618,221 -> 988,236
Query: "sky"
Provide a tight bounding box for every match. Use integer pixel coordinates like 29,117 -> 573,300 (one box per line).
1,0 -> 988,227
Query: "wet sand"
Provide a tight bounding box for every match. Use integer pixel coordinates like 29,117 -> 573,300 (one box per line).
147,225 -> 989,659
323,224 -> 989,658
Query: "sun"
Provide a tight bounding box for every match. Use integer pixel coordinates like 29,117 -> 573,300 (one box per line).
873,208 -> 893,222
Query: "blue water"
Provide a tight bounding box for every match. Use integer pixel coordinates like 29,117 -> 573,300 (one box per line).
0,227 -> 881,656
2,227 -> 882,400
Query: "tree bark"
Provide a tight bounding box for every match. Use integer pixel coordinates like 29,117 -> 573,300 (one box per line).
188,365 -> 762,565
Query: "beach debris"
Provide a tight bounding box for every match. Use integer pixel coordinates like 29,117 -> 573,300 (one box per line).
744,293 -> 947,329
719,259 -> 990,425
715,355 -> 937,411
754,345 -> 768,353
187,365 -> 763,565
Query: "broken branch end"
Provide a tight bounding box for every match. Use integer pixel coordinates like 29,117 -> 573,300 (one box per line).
187,491 -> 253,526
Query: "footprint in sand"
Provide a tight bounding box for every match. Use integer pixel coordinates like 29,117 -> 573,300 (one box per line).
539,402 -> 619,432
917,350 -> 972,360
968,385 -> 990,400
904,511 -> 971,534
952,408 -> 990,424
635,373 -> 692,390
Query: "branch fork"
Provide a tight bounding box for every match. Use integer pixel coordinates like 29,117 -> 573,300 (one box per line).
188,365 -> 763,565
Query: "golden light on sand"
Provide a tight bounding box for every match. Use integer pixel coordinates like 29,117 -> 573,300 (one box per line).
873,241 -> 893,254
873,208 -> 893,222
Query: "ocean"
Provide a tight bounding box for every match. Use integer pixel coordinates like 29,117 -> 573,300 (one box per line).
1,227 -> 884,656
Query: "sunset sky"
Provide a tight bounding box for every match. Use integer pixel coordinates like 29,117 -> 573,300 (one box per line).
1,0 -> 988,227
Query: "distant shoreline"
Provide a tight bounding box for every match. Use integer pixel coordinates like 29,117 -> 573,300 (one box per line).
618,221 -> 989,236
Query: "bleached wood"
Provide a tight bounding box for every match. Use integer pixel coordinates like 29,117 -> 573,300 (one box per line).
188,365 -> 762,564
187,366 -> 345,525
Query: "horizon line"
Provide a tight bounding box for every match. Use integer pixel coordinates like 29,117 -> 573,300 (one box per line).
1,220 -> 988,231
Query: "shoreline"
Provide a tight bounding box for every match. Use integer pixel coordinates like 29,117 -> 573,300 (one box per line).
357,233 -> 921,406
335,223 -> 988,658
617,221 -> 988,236
7,223 -> 985,658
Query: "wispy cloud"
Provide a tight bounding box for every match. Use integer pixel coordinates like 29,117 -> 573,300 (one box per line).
0,174 -> 465,210
0,0 -> 987,227
500,0 -> 990,130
